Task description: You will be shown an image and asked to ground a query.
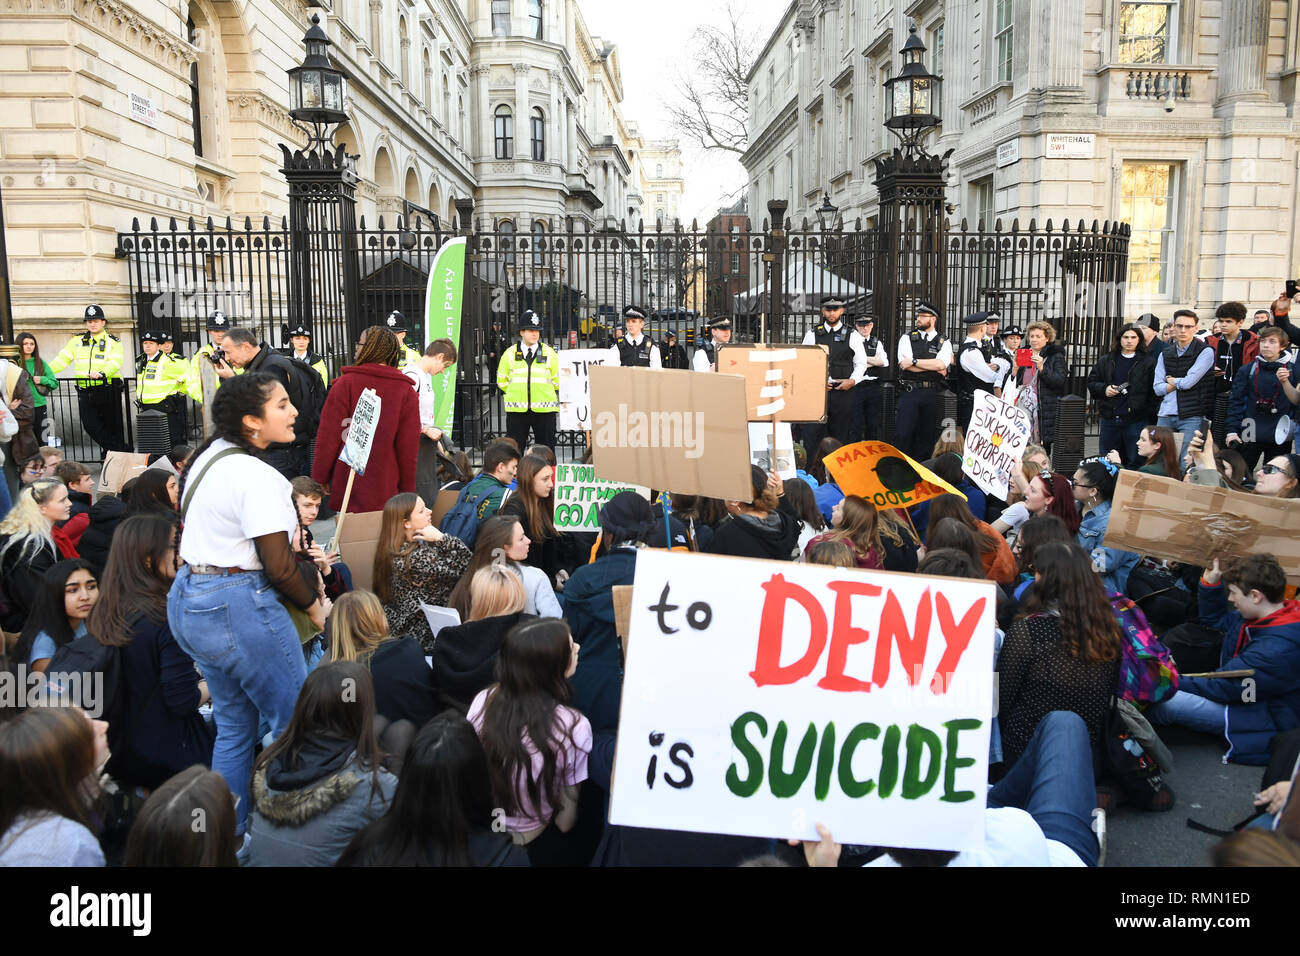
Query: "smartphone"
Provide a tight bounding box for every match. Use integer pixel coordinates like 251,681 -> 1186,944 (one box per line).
1198,416 -> 1212,439
1015,348 -> 1033,368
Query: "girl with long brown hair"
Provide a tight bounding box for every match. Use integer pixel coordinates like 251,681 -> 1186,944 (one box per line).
926,493 -> 1017,585
997,542 -> 1123,767
498,453 -> 576,587
447,514 -> 561,621
1135,425 -> 1181,478
804,494 -> 884,569
326,589 -> 436,729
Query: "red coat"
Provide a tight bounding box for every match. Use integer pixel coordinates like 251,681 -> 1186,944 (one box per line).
312,363 -> 420,514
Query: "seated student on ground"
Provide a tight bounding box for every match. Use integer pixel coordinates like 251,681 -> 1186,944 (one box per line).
338,712 -> 529,867
668,493 -> 727,552
0,479 -> 76,631
248,662 -> 398,867
877,507 -> 921,574
291,476 -> 351,598
446,441 -> 520,533
780,477 -> 826,554
0,706 -> 109,867
998,542 -> 1123,768
87,514 -> 212,789
1008,513 -> 1073,605
1072,457 -> 1141,594
809,437 -> 845,524
1020,470 -> 1081,535
912,453 -> 986,539
449,515 -> 561,620
12,558 -> 98,672
433,565 -> 531,713
990,444 -> 1052,538
1108,425 -> 1181,478
327,590 -> 436,730
924,492 -> 1016,585
497,454 -> 581,590
468,617 -> 592,866
803,494 -> 884,569
793,443 -> 819,489
373,491 -> 472,655
802,538 -> 856,568
53,461 -> 94,519
1147,555 -> 1300,765
1186,431 -> 1300,499
124,766 -> 238,867
708,466 -> 800,561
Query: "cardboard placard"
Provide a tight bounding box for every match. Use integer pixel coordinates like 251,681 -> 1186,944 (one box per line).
609,550 -> 995,850
588,365 -> 752,502
430,487 -> 461,529
823,440 -> 966,510
1103,470 -> 1300,586
335,510 -> 384,593
97,452 -> 151,496
716,344 -> 829,422
749,422 -> 795,479
558,347 -> 617,431
611,585 -> 633,658
339,388 -> 382,476
962,390 -> 1032,500
553,463 -> 649,532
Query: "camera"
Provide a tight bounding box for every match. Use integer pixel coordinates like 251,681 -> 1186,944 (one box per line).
207,346 -> 226,366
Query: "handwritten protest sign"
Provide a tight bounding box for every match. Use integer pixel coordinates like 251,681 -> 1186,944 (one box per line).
962,390 -> 1032,499
1104,470 -> 1300,586
552,463 -> 649,531
717,345 -> 828,422
339,388 -> 381,476
609,550 -> 994,849
749,422 -> 795,479
823,440 -> 965,509
558,347 -> 616,431
589,365 -> 752,501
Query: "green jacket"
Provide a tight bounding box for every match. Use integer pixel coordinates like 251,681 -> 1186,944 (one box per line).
23,358 -> 58,408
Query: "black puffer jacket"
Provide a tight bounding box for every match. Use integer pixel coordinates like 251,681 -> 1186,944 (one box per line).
431,611 -> 533,713
706,511 -> 801,561
1086,349 -> 1156,421
76,494 -> 129,573
1017,341 -> 1069,444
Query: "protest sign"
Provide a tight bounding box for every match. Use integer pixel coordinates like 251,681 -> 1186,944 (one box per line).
336,510 -> 383,592
612,585 -> 633,657
558,347 -> 617,431
589,365 -> 752,501
609,550 -> 994,849
1104,471 -> 1300,586
749,422 -> 795,479
97,451 -> 151,496
962,390 -> 1032,499
338,388 -> 381,476
717,345 -> 828,422
553,463 -> 649,531
422,236 -> 467,433
823,440 -> 966,509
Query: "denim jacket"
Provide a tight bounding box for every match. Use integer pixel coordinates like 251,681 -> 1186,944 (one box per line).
1076,500 -> 1139,594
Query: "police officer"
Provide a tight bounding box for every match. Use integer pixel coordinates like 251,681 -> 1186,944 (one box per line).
850,311 -> 889,442
281,321 -> 330,387
158,331 -> 190,446
692,316 -> 733,372
952,311 -> 1013,431
47,304 -> 127,456
611,305 -> 662,369
386,311 -> 423,367
485,319 -> 508,385
895,301 -> 953,462
985,312 -> 1013,364
497,309 -> 559,450
802,295 -> 865,447
660,330 -> 689,369
135,330 -> 189,450
187,310 -> 238,403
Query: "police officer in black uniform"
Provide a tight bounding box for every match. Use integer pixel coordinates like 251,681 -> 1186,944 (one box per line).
952,311 -> 1013,431
659,330 -> 689,369
692,316 -> 732,372
850,311 -> 889,441
802,295 -> 864,448
612,305 -> 661,369
894,301 -> 953,462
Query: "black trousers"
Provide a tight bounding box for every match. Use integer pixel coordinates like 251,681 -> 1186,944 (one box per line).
851,381 -> 883,442
894,387 -> 940,462
263,445 -> 306,482
77,384 -> 127,457
415,434 -> 441,509
506,411 -> 557,452
170,400 -> 188,449
802,386 -> 857,452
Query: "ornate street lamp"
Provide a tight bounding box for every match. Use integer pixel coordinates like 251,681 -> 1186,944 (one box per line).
814,192 -> 838,230
883,24 -> 942,157
287,15 -> 348,154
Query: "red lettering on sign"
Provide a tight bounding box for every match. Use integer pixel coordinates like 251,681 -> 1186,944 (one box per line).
873,589 -> 933,688
818,580 -> 883,692
930,593 -> 986,694
750,575 -> 828,687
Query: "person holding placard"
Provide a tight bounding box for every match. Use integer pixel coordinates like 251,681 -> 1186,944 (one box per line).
692,316 -> 732,372
497,310 -> 560,451
952,311 -> 1013,431
895,302 -> 952,463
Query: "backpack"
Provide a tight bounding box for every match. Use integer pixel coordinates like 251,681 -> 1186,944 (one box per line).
283,355 -> 328,440
45,634 -> 130,747
1110,591 -> 1180,705
439,476 -> 501,548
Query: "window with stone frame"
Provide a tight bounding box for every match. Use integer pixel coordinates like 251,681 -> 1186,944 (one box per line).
1117,1 -> 1177,64
994,0 -> 1013,83
492,0 -> 510,37
929,24 -> 944,115
1121,161 -> 1179,298
495,105 -> 514,159
531,107 -> 545,161
529,0 -> 544,40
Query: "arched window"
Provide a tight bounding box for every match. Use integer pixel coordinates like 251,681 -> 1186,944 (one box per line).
530,107 -> 545,161
399,16 -> 410,88
494,106 -> 514,159
529,0 -> 544,39
492,0 -> 510,36
422,47 -> 432,108
499,220 -> 516,268
656,163 -> 663,177
532,221 -> 545,266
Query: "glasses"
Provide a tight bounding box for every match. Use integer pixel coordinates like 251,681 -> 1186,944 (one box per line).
1074,482 -> 1095,490
1173,324 -> 1197,330
1258,463 -> 1294,477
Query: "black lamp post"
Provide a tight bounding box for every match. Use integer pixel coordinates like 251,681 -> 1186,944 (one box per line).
883,25 -> 942,158
280,15 -> 364,355
814,192 -> 838,230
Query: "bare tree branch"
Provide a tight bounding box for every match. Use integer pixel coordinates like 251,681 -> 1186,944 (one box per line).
665,3 -> 759,155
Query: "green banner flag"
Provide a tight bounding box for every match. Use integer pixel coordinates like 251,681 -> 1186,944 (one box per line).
424,236 -> 467,435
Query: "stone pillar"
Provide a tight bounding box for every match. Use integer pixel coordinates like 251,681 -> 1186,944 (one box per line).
549,69 -> 563,167
473,65 -> 492,160
566,99 -> 577,173
514,62 -> 530,160
431,37 -> 443,122
1218,0 -> 1269,101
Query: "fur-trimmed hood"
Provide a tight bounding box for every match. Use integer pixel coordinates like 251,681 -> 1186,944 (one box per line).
251,763 -> 365,826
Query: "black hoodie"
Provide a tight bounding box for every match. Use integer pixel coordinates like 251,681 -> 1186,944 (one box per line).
706,510 -> 800,561
430,612 -> 534,713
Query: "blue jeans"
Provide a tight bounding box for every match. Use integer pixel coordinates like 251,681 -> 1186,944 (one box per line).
1146,690 -> 1228,738
989,711 -> 1100,866
1157,414 -> 1203,464
1099,417 -> 1146,469
167,566 -> 307,835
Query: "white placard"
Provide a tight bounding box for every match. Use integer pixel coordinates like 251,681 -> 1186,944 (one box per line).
339,387 -> 381,476
748,422 -> 795,479
558,347 -> 617,431
129,92 -> 158,128
961,390 -> 1032,499
1045,133 -> 1095,159
609,550 -> 995,851
996,139 -> 1019,168
419,602 -> 461,639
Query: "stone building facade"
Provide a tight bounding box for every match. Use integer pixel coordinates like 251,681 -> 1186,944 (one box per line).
742,0 -> 1300,319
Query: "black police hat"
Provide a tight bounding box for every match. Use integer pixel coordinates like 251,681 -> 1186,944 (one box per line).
708,316 -> 732,331
821,295 -> 846,309
285,321 -> 312,337
1000,326 -> 1024,339
963,311 -> 991,327
665,330 -> 677,340
623,305 -> 648,321
916,301 -> 940,318
854,314 -> 875,325
206,310 -> 229,331
385,311 -> 407,333
158,330 -> 174,343
84,304 -> 105,321
517,310 -> 543,333
140,330 -> 160,342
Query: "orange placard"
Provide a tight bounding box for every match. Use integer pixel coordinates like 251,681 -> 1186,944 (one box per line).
823,440 -> 966,509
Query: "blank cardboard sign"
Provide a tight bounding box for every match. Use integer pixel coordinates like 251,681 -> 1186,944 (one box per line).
588,365 -> 753,502
717,344 -> 828,422
336,510 -> 384,593
1103,470 -> 1300,586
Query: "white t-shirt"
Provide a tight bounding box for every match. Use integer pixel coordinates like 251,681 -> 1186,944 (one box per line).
997,501 -> 1031,532
403,365 -> 435,429
179,438 -> 299,569
866,808 -> 1087,868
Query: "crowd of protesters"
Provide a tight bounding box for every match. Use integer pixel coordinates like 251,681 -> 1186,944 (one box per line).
0,292 -> 1297,870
